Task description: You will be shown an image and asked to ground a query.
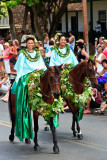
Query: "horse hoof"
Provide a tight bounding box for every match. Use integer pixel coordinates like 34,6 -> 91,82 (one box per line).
53,146 -> 59,154
44,126 -> 49,131
9,135 -> 14,141
25,138 -> 31,144
73,132 -> 77,137
34,145 -> 41,151
77,134 -> 83,140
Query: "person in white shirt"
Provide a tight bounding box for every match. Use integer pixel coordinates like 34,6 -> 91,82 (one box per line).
43,33 -> 49,49
0,42 -> 4,71
0,71 -> 11,102
0,71 -> 11,92
20,30 -> 26,48
93,46 -> 105,75
69,31 -> 75,51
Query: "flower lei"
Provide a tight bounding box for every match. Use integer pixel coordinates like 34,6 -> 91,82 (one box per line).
27,70 -> 64,120
51,44 -> 70,58
20,48 -> 41,62
61,64 -> 93,107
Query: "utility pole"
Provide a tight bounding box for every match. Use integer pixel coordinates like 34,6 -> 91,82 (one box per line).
82,0 -> 89,55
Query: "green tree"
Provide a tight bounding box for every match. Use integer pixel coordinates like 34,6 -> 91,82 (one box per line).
0,0 -> 72,39
0,2 -> 8,18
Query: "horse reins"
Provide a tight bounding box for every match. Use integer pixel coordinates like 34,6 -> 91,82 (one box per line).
86,63 -> 97,81
69,63 -> 97,86
41,70 -> 60,98
41,82 -> 60,99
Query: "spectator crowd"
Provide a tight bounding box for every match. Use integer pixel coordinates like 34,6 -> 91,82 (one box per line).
0,29 -> 107,115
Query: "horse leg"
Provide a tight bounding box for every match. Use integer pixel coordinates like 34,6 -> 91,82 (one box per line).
71,113 -> 77,137
50,117 -> 59,154
9,92 -> 15,141
75,113 -> 83,140
33,111 -> 40,151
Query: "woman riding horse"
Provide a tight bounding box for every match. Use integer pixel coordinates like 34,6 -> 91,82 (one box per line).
49,33 -> 97,139
49,33 -> 78,67
10,37 -> 46,142
9,37 -> 62,153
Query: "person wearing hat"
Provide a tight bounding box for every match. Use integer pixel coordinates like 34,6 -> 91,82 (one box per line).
76,42 -> 89,63
76,39 -> 84,44
3,42 -> 11,73
102,40 -> 107,58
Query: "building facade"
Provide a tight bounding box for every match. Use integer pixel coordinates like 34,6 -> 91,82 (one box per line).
52,0 -> 107,39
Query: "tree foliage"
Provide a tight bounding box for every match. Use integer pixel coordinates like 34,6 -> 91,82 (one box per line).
0,0 -> 71,39
0,0 -> 40,9
0,2 -> 8,18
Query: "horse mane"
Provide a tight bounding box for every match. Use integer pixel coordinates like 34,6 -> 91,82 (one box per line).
72,61 -> 87,71
69,61 -> 87,94
71,59 -> 95,72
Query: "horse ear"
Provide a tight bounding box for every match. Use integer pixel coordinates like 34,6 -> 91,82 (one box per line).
46,65 -> 51,70
58,64 -> 63,69
88,58 -> 92,63
88,58 -> 95,65
88,58 -> 93,70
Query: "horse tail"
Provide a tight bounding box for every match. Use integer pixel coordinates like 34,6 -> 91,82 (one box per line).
8,89 -> 12,121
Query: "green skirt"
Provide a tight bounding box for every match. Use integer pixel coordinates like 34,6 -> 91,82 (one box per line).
15,73 -> 59,141
15,74 -> 33,141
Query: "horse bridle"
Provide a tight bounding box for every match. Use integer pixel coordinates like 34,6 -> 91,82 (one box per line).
70,63 -> 97,86
41,71 -> 60,98
86,63 -> 97,81
41,64 -> 97,98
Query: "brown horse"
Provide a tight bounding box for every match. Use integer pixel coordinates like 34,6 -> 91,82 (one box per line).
63,59 -> 98,139
8,66 -> 61,154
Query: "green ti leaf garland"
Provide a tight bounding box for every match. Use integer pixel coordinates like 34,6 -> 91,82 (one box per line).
27,70 -> 64,120
27,64 -> 92,120
61,64 -> 93,107
51,44 -> 70,58
20,48 -> 41,62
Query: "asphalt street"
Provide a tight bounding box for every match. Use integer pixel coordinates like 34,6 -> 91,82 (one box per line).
0,100 -> 107,160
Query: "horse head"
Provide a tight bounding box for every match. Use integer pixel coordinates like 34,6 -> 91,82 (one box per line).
47,66 -> 61,99
87,59 -> 98,86
41,66 -> 62,99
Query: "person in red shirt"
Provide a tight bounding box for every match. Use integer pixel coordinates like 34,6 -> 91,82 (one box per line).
102,40 -> 107,58
84,87 -> 102,114
9,40 -> 18,59
9,40 -> 19,72
3,42 -> 11,73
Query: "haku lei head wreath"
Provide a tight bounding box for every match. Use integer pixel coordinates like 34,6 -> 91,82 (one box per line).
54,33 -> 63,45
